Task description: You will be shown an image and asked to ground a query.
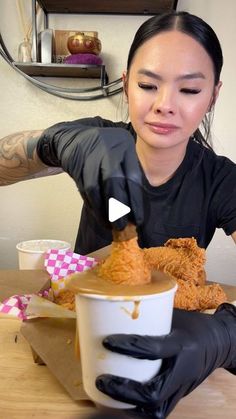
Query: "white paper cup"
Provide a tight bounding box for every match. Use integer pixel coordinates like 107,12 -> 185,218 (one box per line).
75,283 -> 177,409
16,239 -> 71,270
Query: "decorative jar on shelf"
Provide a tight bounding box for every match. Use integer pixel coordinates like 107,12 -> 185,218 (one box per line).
67,32 -> 102,55
18,39 -> 32,62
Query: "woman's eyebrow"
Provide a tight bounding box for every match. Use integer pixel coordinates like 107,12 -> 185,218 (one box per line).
137,69 -> 162,80
137,69 -> 206,80
177,72 -> 206,80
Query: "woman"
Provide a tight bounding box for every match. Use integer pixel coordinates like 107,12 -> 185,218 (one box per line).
1,11 -> 236,418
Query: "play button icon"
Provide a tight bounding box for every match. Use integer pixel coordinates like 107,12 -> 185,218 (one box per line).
108,198 -> 131,222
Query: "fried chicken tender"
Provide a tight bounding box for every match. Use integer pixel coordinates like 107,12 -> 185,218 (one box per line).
144,237 -> 206,286
197,283 -> 227,310
97,236 -> 151,285
143,237 -> 226,310
174,279 -> 227,311
54,289 -> 75,311
173,280 -> 200,310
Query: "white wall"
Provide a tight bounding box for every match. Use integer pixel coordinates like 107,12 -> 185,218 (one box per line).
0,0 -> 236,285
177,0 -> 236,283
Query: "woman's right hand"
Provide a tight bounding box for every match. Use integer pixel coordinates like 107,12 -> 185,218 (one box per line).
96,304 -> 236,418
36,122 -> 144,230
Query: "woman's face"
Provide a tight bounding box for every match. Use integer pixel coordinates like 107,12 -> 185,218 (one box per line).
125,30 -> 221,151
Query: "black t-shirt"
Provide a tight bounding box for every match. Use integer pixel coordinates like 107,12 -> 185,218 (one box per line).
74,116 -> 236,254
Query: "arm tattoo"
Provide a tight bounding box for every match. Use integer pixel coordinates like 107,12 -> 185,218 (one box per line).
0,130 -> 62,186
26,135 -> 40,159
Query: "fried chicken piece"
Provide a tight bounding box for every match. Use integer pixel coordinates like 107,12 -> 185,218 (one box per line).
97,236 -> 151,285
54,289 -> 75,311
144,237 -> 206,286
197,283 -> 227,310
174,279 -> 200,310
174,279 -> 227,311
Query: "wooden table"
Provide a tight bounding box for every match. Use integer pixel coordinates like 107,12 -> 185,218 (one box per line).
1,280 -> 236,418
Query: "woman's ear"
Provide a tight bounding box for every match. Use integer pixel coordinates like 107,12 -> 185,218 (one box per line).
122,71 -> 128,101
209,81 -> 222,111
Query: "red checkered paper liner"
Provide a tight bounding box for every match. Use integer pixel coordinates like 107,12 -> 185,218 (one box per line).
44,249 -> 98,295
0,289 -> 50,320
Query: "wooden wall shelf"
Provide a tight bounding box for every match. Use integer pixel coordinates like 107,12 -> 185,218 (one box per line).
37,0 -> 177,15
13,62 -> 107,81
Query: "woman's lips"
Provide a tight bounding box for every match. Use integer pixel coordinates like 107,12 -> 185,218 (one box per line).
146,122 -> 179,135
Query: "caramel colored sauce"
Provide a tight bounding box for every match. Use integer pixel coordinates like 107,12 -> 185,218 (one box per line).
120,300 -> 140,319
132,301 -> 140,319
67,268 -> 175,298
74,326 -> 80,360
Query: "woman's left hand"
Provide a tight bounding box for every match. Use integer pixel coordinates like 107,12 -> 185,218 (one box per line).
96,304 -> 236,418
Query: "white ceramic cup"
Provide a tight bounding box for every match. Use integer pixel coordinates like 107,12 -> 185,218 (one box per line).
76,283 -> 177,409
16,239 -> 71,270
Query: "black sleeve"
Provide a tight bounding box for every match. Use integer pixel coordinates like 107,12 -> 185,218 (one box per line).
66,116 -> 127,128
213,162 -> 236,235
37,116 -> 136,167
44,115 -> 132,131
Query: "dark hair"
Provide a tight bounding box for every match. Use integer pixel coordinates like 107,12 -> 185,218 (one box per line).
127,11 -> 224,149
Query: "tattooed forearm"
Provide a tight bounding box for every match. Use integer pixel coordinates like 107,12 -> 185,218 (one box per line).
0,130 -> 62,186
26,135 -> 40,159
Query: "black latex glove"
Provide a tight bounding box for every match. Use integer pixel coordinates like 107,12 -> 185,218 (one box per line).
37,121 -> 143,230
96,304 -> 236,418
